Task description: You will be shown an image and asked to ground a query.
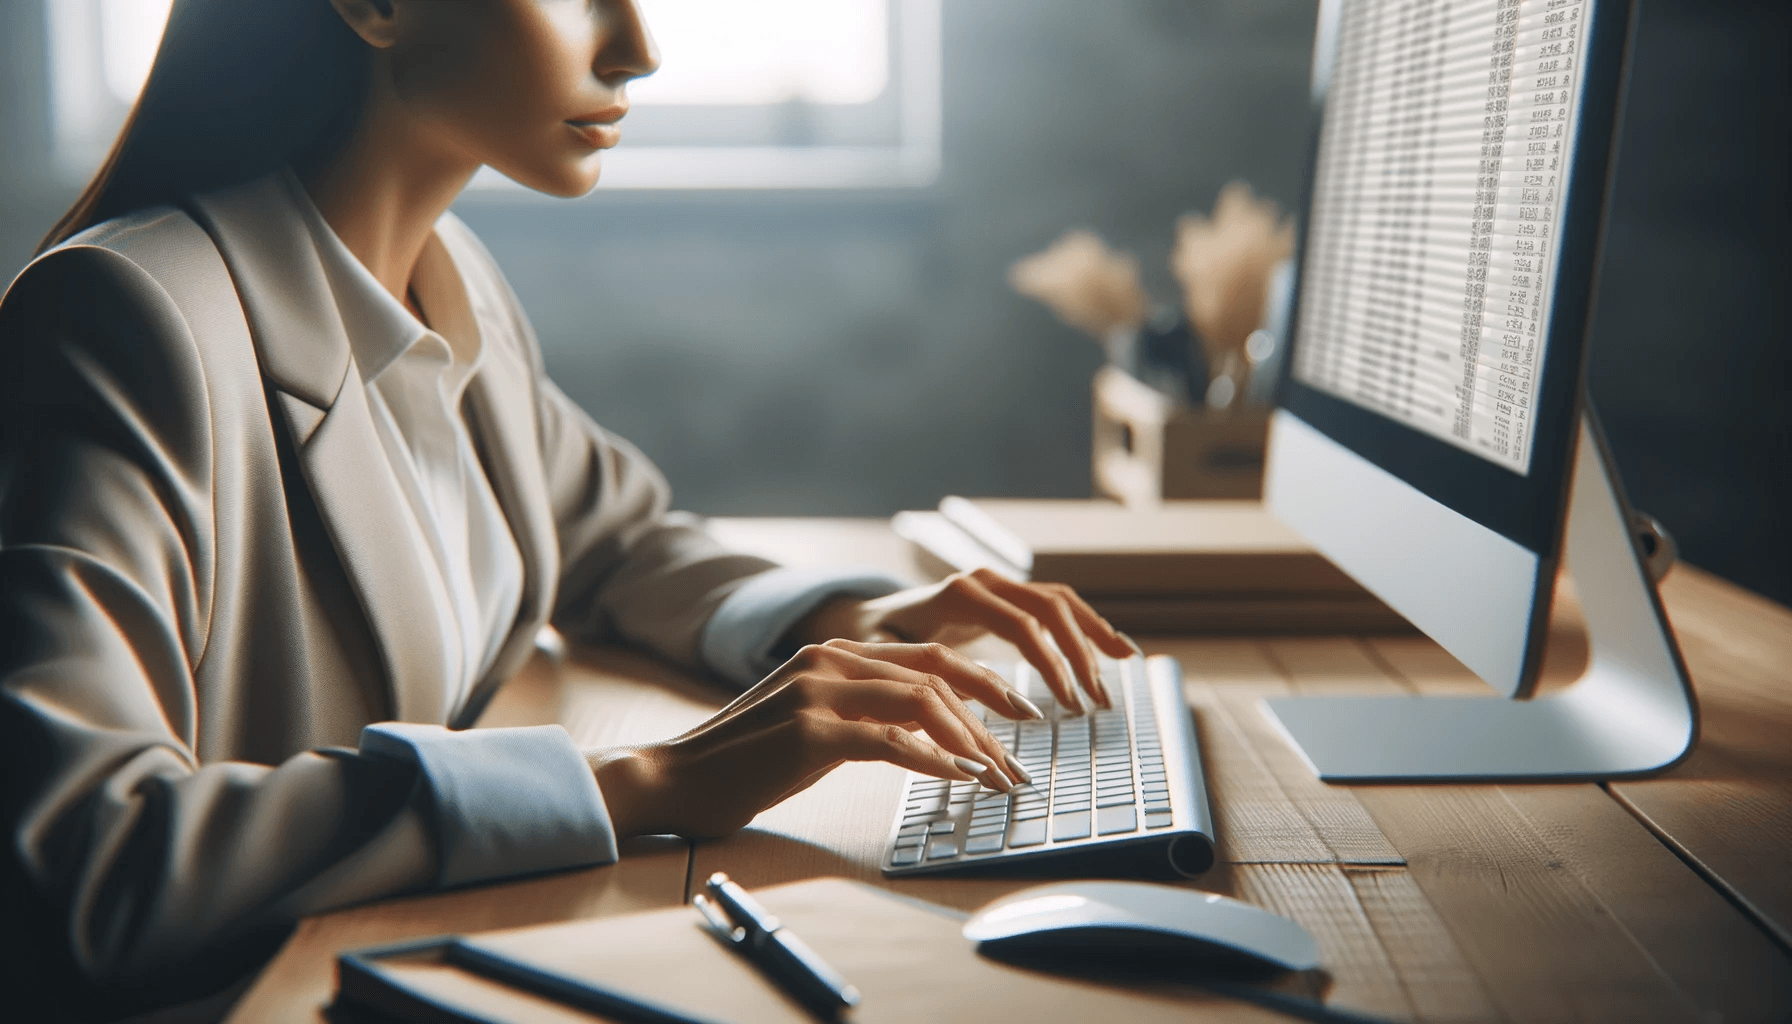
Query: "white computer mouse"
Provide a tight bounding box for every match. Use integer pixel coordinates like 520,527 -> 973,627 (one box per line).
963,880 -> 1322,972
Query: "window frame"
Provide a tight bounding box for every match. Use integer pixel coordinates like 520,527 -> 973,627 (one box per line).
47,0 -> 942,192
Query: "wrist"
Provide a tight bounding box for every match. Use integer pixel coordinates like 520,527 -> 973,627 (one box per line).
791,595 -> 878,647
587,746 -> 665,838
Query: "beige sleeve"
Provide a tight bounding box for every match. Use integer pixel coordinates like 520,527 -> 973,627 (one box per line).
533,364 -> 783,669
0,248 -> 438,1013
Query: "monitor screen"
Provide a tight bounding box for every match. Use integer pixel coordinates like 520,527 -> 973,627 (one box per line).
1292,0 -> 1594,476
1276,0 -> 1628,553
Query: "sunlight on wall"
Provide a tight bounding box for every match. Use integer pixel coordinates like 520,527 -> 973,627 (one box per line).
89,0 -> 888,108
100,0 -> 171,103
56,0 -> 927,189
631,0 -> 889,105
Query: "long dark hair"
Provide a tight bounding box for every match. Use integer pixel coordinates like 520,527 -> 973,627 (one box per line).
37,0 -> 371,254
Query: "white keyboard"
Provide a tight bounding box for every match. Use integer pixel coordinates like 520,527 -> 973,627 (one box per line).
880,654 -> 1215,878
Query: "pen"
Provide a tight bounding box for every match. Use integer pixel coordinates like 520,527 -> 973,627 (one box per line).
694,872 -> 862,1018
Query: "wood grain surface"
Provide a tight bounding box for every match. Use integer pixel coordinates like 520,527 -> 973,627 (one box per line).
227,522 -> 1792,1024
1612,567 -> 1792,952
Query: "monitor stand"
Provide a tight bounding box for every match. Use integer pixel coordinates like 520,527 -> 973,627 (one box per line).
1261,411 -> 1699,781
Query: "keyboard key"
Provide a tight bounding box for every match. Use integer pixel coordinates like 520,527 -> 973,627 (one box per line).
1145,812 -> 1175,829
1052,811 -> 1092,842
1014,804 -> 1050,821
967,821 -> 1006,837
1009,819 -> 1047,847
895,834 -> 924,849
1144,803 -> 1171,816
1097,806 -> 1138,835
926,837 -> 960,860
964,833 -> 1004,855
1097,793 -> 1135,808
897,823 -> 927,837
892,847 -> 922,866
928,820 -> 956,834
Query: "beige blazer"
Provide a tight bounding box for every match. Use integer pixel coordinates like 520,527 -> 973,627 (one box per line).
0,175 -> 780,1012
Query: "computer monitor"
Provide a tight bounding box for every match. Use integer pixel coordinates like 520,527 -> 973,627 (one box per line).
1260,0 -> 1698,780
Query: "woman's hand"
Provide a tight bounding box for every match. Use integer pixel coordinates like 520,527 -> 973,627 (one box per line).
798,568 -> 1136,715
587,638 -> 1042,840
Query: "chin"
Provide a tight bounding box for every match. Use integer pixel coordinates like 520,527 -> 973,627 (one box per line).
501,157 -> 605,199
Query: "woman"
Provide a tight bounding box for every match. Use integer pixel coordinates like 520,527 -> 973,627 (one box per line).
0,0 -> 1129,1017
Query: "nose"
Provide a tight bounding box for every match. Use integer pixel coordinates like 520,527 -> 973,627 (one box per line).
596,0 -> 661,85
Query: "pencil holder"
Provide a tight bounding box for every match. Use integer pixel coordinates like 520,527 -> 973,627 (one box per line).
1092,366 -> 1270,505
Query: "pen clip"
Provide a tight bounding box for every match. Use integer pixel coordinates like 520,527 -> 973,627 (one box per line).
692,893 -> 748,946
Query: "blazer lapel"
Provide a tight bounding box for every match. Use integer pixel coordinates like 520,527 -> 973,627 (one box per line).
188,174 -> 451,725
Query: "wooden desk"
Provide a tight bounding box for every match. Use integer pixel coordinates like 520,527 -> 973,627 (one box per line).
228,518 -> 1792,1024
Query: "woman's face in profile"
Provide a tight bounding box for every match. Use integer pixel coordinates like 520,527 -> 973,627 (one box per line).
383,0 -> 659,195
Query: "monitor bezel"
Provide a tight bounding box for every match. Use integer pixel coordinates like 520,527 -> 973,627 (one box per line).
1273,0 -> 1636,559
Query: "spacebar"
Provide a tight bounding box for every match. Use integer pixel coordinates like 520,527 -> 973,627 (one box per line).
1009,819 -> 1047,847
1097,805 -> 1138,835
1052,811 -> 1091,841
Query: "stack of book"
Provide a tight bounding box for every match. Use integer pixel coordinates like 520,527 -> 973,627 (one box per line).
892,498 -> 1411,634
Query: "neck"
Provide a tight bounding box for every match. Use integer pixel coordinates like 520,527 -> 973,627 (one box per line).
299,74 -> 478,307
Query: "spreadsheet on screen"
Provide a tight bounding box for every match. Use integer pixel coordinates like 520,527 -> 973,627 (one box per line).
1292,0 -> 1593,475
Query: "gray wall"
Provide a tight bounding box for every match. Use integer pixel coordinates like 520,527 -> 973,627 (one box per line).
2,0 -> 1786,606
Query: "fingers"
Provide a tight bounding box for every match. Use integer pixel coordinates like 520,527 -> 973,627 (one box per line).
808,718 -> 997,786
821,638 -> 1045,724
985,578 -> 1111,710
967,570 -> 1133,711
934,573 -> 1093,713
817,662 -> 1023,790
974,571 -> 1130,659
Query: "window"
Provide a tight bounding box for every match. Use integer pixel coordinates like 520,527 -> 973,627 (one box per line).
48,0 -> 940,190
47,0 -> 172,176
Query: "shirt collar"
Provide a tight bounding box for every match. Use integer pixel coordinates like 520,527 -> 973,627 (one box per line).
283,169 -> 481,383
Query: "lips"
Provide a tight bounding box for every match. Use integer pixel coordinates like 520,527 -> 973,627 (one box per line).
567,105 -> 628,148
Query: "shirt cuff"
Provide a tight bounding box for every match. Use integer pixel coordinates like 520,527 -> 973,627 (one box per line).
359,722 -> 618,889
699,566 -> 908,687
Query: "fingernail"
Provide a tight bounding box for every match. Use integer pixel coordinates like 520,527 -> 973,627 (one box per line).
951,756 -> 986,778
1004,753 -> 1033,785
1008,691 -> 1045,720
